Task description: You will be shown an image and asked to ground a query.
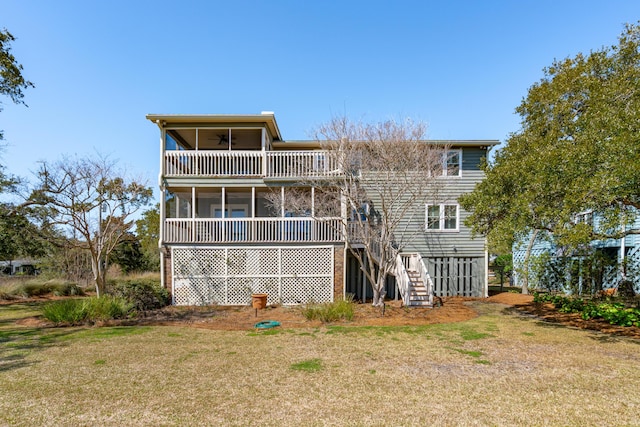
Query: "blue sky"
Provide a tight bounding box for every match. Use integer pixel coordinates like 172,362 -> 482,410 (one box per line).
2,1 -> 639,201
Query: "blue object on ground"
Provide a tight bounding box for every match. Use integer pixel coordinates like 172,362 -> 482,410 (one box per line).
254,320 -> 281,329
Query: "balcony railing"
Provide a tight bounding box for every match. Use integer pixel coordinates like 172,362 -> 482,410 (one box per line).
164,217 -> 343,244
164,150 -> 342,178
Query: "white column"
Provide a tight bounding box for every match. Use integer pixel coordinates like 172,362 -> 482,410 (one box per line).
311,187 -> 315,217
251,187 -> 256,218
221,187 -> 226,241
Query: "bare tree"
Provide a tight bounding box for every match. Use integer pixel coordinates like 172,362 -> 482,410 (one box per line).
268,116 -> 448,306
30,155 -> 153,296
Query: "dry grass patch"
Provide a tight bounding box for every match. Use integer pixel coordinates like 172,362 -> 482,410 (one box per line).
1,301 -> 639,426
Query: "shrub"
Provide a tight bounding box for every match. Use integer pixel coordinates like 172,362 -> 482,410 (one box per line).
42,296 -> 133,324
15,282 -> 54,297
42,299 -> 88,323
109,277 -> 169,311
51,282 -> 85,297
1,279 -> 85,299
302,296 -> 355,322
535,292 -> 640,327
581,302 -> 640,327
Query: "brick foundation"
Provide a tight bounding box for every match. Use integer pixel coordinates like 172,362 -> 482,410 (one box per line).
333,246 -> 345,301
162,248 -> 172,298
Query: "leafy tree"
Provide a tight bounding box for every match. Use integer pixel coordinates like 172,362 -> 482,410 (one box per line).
29,155 -> 153,296
0,203 -> 49,264
1,28 -> 34,141
110,232 -> 146,274
493,254 -> 513,290
135,204 -> 160,271
461,23 -> 640,292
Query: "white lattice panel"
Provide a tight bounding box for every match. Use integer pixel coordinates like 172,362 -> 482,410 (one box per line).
281,277 -> 333,304
172,246 -> 333,305
173,248 -> 226,276
227,278 -> 254,305
247,278 -> 280,304
282,248 -> 332,276
173,278 -> 226,306
512,248 -> 545,286
254,249 -> 279,275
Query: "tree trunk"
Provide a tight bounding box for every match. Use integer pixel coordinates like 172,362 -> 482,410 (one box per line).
91,254 -> 106,298
372,276 -> 387,306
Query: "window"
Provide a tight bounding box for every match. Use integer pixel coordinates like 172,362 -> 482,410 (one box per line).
445,150 -> 461,176
426,204 -> 459,231
574,210 -> 594,227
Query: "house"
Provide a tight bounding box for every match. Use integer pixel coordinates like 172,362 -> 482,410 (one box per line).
147,113 -> 498,306
512,212 -> 640,293
0,259 -> 38,275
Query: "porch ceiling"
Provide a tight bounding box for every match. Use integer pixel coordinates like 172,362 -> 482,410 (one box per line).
146,113 -> 283,141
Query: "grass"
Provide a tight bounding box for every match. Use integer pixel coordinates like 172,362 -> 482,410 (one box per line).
1,301 -> 640,425
0,277 -> 85,300
290,358 -> 323,372
301,296 -> 355,322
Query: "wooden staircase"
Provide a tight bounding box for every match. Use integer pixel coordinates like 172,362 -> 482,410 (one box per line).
407,269 -> 432,307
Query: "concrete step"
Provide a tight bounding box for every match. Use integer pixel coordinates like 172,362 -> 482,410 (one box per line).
408,300 -> 432,307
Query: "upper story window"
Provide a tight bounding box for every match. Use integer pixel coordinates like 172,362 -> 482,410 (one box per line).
574,210 -> 594,227
426,203 -> 459,231
443,149 -> 461,177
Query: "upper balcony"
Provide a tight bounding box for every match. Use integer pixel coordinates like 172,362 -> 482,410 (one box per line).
164,150 -> 341,179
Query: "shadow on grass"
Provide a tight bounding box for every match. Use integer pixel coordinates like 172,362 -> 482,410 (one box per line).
0,325 -> 88,373
0,301 -> 48,326
0,301 -> 98,373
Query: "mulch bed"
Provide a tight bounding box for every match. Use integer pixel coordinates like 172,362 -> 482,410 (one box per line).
488,292 -> 640,340
10,292 -> 640,339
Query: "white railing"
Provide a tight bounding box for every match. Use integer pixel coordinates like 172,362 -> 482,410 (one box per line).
395,254 -> 411,306
164,217 -> 343,244
266,151 -> 341,178
401,253 -> 434,306
165,151 -> 263,176
164,150 -> 343,178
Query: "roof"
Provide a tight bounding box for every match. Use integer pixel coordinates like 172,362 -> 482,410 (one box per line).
145,113 -> 501,148
146,113 -> 283,141
272,139 -> 500,149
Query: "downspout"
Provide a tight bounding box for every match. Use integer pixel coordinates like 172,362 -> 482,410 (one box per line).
484,247 -> 489,298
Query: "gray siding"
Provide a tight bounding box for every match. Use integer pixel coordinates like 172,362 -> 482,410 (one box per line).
361,146 -> 488,259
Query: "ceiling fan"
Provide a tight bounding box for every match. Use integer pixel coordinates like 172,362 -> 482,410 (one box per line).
214,134 -> 236,145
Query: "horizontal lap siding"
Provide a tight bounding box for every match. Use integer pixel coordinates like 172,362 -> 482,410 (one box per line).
360,147 -> 488,297
361,147 -> 488,259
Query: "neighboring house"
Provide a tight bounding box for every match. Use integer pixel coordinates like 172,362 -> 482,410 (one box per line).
147,113 -> 498,306
512,212 -> 640,292
0,259 -> 38,275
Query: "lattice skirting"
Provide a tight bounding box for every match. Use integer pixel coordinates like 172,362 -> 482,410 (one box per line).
171,246 -> 334,305
511,248 -> 546,287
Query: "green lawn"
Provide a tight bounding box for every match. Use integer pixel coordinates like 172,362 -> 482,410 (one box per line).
1,301 -> 639,426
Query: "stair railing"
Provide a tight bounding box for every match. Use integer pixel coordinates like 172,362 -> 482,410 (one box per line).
394,254 -> 411,306
402,253 -> 434,306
